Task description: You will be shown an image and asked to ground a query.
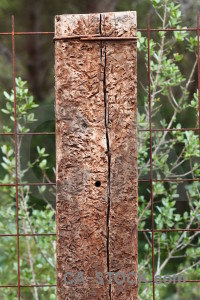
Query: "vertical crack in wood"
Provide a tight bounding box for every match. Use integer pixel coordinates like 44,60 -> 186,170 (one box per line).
104,44 -> 112,300
100,13 -> 111,300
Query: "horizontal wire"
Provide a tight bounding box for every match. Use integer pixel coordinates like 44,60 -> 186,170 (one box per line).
0,132 -> 55,136
0,229 -> 199,237
0,32 -> 54,35
0,28 -> 198,36
0,284 -> 56,288
0,233 -> 56,237
139,28 -> 197,32
139,178 -> 200,182
0,127 -> 199,136
0,229 -> 200,237
0,183 -> 56,187
139,228 -> 200,233
138,128 -> 200,132
140,279 -> 200,284
0,280 -> 199,288
0,178 -> 200,187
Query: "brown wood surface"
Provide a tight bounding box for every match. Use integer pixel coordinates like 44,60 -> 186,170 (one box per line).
55,12 -> 137,300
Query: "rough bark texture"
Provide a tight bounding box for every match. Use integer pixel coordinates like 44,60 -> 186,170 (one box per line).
55,12 -> 137,300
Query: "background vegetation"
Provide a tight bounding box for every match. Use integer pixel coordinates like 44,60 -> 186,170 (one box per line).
0,0 -> 200,299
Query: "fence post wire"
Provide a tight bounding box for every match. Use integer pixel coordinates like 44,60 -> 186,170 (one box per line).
55,11 -> 138,299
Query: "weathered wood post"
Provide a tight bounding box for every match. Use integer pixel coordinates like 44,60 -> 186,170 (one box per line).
55,12 -> 137,299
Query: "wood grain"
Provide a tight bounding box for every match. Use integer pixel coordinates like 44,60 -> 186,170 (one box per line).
55,12 -> 137,300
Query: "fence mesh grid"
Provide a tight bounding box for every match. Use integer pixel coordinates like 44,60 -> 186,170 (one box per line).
0,14 -> 199,299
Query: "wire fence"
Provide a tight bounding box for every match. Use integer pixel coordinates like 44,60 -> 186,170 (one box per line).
0,14 -> 199,299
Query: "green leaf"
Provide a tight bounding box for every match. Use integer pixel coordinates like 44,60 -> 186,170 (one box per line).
1,109 -> 10,114
183,212 -> 189,220
152,0 -> 160,7
39,159 -> 47,169
1,145 -> 7,154
3,91 -> 10,100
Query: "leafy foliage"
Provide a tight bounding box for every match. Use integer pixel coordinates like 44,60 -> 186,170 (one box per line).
137,0 -> 200,299
0,78 -> 56,300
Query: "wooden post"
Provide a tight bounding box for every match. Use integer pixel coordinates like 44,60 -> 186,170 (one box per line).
55,12 -> 137,300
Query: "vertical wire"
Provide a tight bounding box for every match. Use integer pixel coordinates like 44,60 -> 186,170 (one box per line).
197,13 -> 200,145
147,14 -> 155,300
12,15 -> 20,299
